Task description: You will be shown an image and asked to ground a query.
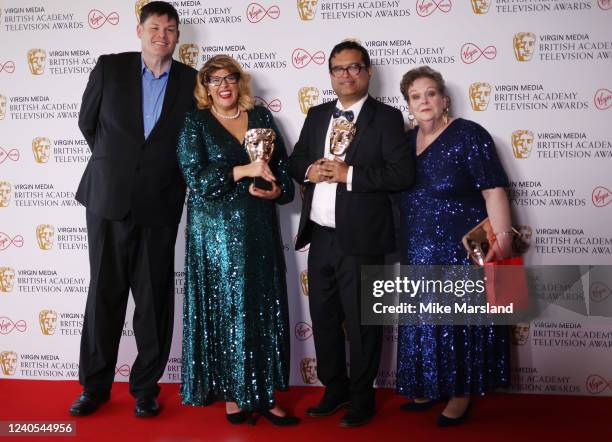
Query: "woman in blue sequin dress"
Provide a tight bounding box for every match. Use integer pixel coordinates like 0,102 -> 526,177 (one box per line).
177,55 -> 297,425
395,66 -> 512,426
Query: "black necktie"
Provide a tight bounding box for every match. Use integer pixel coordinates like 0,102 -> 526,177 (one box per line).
332,108 -> 354,122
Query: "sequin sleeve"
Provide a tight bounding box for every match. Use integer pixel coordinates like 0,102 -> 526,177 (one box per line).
464,120 -> 510,190
177,110 -> 236,199
257,107 -> 295,206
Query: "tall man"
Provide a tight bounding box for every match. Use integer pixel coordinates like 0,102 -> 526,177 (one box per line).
69,2 -> 196,418
289,40 -> 414,427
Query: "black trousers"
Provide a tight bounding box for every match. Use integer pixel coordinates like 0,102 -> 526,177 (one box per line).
307,224 -> 384,411
78,210 -> 178,399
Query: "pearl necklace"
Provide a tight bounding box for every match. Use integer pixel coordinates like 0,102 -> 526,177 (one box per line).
211,106 -> 241,120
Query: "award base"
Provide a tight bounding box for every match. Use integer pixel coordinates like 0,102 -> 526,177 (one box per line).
253,177 -> 273,191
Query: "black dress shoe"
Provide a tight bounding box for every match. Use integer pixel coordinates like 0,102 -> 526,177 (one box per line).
259,409 -> 300,426
400,399 -> 441,412
134,397 -> 160,418
306,396 -> 349,417
69,392 -> 110,416
339,408 -> 375,428
437,402 -> 471,427
226,411 -> 248,425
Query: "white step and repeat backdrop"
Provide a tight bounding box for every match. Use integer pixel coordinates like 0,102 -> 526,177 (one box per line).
1,0 -> 611,397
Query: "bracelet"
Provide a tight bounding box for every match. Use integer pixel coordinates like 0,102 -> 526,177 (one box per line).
495,230 -> 514,236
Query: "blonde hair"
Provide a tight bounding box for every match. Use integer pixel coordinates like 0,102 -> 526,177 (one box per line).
194,54 -> 254,111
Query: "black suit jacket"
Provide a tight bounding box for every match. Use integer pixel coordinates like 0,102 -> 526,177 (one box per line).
288,96 -> 414,255
76,52 -> 197,226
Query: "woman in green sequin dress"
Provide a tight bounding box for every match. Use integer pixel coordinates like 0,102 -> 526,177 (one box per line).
177,55 -> 296,424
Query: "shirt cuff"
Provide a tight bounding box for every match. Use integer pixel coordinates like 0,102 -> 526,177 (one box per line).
346,166 -> 353,191
304,164 -> 313,183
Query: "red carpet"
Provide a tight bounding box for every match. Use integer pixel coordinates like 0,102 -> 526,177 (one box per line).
0,380 -> 609,441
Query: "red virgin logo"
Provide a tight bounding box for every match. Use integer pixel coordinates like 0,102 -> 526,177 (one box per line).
416,0 -> 452,17
246,3 -> 280,23
586,374 -> 612,394
0,317 -> 27,334
0,148 -> 20,165
115,364 -> 131,377
254,96 -> 282,112
292,49 -> 325,69
590,282 -> 611,302
461,43 -> 497,64
295,322 -> 313,341
88,10 -> 120,29
0,61 -> 16,74
598,0 -> 612,10
0,232 -> 24,250
592,186 -> 611,207
594,89 -> 612,110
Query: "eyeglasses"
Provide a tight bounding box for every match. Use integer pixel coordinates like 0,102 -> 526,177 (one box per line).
330,63 -> 367,78
206,73 -> 240,87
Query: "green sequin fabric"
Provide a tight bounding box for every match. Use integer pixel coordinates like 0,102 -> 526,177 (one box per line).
177,106 -> 294,410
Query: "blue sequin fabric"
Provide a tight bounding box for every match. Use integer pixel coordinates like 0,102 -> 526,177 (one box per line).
395,118 -> 511,399
177,106 -> 294,410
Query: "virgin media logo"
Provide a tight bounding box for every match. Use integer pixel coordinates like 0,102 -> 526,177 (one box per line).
598,0 -> 612,11
0,317 -> 27,335
0,232 -> 24,251
88,10 -> 120,29
586,374 -> 612,394
590,282 -> 611,302
416,0 -> 452,17
254,96 -> 282,112
295,321 -> 313,341
246,3 -> 280,23
592,186 -> 611,207
0,148 -> 21,165
115,364 -> 131,377
0,61 -> 16,74
461,43 -> 497,64
292,48 -> 325,69
594,89 -> 612,110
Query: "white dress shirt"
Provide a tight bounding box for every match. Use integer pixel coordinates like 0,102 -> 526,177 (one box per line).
309,94 -> 368,228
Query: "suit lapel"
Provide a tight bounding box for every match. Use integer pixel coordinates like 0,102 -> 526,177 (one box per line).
147,59 -> 181,141
314,100 -> 336,158
128,54 -> 145,142
346,96 -> 375,163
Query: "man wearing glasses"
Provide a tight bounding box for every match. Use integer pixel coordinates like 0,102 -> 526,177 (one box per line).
289,40 -> 414,427
70,2 -> 196,418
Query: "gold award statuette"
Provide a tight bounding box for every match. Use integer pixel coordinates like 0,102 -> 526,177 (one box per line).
0,351 -> 18,375
36,224 -> 55,250
471,0 -> 491,14
297,0 -> 318,20
0,181 -> 11,208
0,266 -> 15,293
39,309 -> 58,335
135,0 -> 151,22
27,48 -> 46,75
329,117 -> 356,157
179,43 -> 199,69
0,94 -> 6,120
244,128 -> 276,191
300,357 -> 318,384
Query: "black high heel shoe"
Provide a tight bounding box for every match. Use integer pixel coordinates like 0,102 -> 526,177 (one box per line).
259,409 -> 300,426
437,402 -> 471,427
226,410 -> 248,425
400,398 -> 441,412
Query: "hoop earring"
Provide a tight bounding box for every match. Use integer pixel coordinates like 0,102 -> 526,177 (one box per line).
443,108 -> 449,126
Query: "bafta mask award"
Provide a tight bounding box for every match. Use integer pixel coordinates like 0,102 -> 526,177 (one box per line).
329,117 -> 356,157
244,128 -> 276,191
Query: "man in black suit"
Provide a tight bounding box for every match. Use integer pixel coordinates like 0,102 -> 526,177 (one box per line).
69,2 -> 196,418
288,40 -> 414,427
